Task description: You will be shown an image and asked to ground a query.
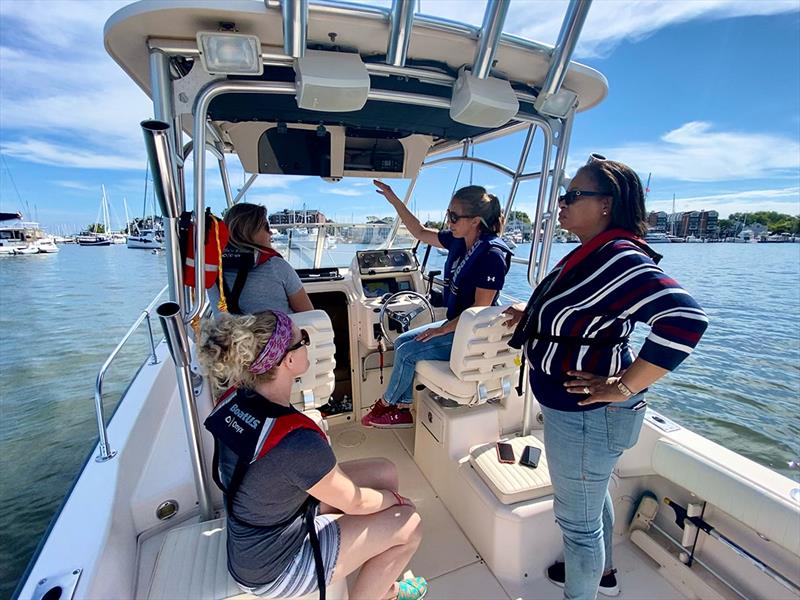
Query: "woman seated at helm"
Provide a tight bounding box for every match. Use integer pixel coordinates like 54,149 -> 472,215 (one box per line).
198,310 -> 427,600
208,203 -> 314,314
362,181 -> 513,428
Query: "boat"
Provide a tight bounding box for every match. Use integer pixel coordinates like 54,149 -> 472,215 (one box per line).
128,168 -> 165,250
76,233 -> 112,246
79,185 -> 113,246
0,215 -> 56,255
17,3 -> 800,600
35,237 -> 60,253
644,231 -> 671,244
127,230 -> 163,249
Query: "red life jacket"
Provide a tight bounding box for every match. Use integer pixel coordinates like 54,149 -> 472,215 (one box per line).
181,210 -> 229,289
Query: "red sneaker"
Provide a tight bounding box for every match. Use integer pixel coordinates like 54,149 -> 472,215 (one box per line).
366,406 -> 414,429
361,401 -> 394,426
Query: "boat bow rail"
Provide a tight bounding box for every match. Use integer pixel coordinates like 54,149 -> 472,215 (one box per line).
94,284 -> 168,462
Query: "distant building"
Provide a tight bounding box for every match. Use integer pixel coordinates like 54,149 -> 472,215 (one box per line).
269,209 -> 327,225
655,210 -> 719,238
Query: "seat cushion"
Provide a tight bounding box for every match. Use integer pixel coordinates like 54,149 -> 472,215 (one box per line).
147,518 -> 348,600
415,359 -> 475,402
469,435 -> 552,505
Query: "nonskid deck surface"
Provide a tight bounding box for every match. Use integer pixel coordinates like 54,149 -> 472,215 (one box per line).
136,422 -> 688,599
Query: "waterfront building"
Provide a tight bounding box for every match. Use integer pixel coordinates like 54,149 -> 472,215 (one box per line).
269,208 -> 327,225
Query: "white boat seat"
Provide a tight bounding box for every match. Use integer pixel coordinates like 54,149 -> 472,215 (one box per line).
289,310 -> 336,412
414,306 -> 520,406
469,435 -> 552,505
147,517 -> 349,600
652,438 -> 800,557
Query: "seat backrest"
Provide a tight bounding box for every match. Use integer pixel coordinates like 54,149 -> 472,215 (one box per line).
450,306 -> 520,382
289,310 -> 336,411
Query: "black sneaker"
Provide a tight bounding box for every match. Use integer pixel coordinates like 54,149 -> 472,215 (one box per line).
545,562 -> 620,597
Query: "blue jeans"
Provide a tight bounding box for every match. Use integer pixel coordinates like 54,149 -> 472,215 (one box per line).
384,320 -> 453,405
541,394 -> 647,600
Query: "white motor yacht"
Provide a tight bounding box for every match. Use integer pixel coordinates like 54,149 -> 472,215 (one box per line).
128,229 -> 164,250
16,3 -> 800,600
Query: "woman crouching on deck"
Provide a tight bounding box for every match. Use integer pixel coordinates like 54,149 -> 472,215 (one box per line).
198,310 -> 427,600
503,155 -> 708,600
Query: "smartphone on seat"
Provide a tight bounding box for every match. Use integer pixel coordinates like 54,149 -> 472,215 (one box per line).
496,442 -> 515,464
519,445 -> 542,469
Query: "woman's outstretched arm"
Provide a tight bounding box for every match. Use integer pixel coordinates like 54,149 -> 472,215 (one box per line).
374,180 -> 444,248
308,464 -> 412,515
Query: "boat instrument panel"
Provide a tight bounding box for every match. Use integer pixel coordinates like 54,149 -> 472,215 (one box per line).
362,278 -> 413,298
356,249 -> 418,275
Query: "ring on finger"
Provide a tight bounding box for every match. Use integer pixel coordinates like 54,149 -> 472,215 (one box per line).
583,386 -> 590,394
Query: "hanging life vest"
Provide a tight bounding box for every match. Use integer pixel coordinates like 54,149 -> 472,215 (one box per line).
204,387 -> 330,599
219,245 -> 283,314
179,209 -> 229,290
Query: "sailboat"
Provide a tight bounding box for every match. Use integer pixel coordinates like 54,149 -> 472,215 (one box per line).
77,185 -> 112,246
128,165 -> 164,249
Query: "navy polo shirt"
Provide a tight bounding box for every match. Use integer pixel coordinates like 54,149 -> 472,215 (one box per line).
438,230 -> 508,320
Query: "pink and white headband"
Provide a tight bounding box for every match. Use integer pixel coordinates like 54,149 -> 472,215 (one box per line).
248,311 -> 293,374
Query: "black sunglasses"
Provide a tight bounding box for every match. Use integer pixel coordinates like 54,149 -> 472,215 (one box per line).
558,190 -> 609,206
286,328 -> 310,353
446,209 -> 476,224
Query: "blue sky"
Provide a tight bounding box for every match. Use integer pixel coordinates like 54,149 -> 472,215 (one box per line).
0,0 -> 798,232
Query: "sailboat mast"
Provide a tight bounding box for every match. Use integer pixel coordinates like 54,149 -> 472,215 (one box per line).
672,193 -> 676,235
124,197 -> 130,235
102,185 -> 111,234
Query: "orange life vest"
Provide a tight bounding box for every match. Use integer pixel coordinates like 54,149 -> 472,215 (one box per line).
181,210 -> 229,289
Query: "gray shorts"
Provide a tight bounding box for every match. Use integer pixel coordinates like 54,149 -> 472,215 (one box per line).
238,515 -> 341,599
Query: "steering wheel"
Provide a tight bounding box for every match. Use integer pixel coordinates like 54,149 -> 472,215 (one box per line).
379,291 -> 435,344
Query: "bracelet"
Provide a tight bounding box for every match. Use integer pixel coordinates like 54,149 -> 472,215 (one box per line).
391,490 -> 405,506
616,379 -> 634,397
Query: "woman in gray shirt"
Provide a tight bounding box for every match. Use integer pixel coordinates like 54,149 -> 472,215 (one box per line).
209,203 -> 314,314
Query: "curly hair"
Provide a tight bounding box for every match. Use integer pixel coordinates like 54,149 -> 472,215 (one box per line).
223,202 -> 271,252
452,185 -> 505,235
197,311 -> 281,399
578,157 -> 648,237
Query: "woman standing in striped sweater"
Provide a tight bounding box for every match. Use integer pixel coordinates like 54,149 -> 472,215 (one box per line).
504,155 -> 708,600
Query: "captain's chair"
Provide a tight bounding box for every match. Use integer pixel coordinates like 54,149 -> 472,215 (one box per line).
289,309 -> 336,419
414,306 -> 520,406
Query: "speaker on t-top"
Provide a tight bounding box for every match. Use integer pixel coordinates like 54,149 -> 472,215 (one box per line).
294,50 -> 371,113
449,68 -> 520,128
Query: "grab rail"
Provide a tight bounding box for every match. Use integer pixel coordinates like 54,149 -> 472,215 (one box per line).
93,285 -> 169,462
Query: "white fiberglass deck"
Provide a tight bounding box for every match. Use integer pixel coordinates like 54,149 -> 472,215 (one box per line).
135,423 -> 686,600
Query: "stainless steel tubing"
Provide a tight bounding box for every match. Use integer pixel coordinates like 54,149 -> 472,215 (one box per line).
472,0 -> 511,79
535,0 -> 592,112
142,119 -> 185,306
282,0 -> 308,58
142,121 -> 180,218
387,0 -> 416,67
157,301 -> 214,521
233,174 -> 259,204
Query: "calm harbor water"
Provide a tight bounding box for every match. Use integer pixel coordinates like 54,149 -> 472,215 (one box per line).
1,241 -> 799,595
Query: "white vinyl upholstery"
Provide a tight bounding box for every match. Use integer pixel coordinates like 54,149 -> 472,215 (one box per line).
289,310 -> 336,411
469,435 -> 552,505
414,306 -> 520,406
652,439 -> 800,557
147,518 -> 349,600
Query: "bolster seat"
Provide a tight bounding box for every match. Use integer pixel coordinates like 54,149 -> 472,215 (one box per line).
147,518 -> 349,600
469,435 -> 552,505
414,306 -> 520,406
289,310 -> 336,412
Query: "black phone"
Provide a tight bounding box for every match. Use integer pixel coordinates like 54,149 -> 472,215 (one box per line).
496,442 -> 515,464
520,445 -> 542,469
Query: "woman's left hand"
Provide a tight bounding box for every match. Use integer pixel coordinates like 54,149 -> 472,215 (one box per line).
564,370 -> 628,406
415,326 -> 448,342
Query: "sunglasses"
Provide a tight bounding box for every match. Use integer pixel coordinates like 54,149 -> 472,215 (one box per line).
558,190 -> 609,206
286,328 -> 310,353
446,209 -> 476,224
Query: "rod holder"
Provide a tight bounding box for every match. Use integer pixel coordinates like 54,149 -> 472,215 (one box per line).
141,120 -> 181,219
157,301 -> 214,521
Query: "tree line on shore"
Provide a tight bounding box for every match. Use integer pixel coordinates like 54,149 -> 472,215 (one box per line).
719,212 -> 800,236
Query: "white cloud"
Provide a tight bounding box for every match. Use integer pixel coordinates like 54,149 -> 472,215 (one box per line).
55,180 -> 96,191
572,121 -> 800,182
319,186 -> 366,197
1,139 -> 142,170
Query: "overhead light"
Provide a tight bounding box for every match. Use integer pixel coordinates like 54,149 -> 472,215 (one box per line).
196,31 -> 263,76
535,88 -> 578,118
449,69 -> 519,128
295,50 -> 370,112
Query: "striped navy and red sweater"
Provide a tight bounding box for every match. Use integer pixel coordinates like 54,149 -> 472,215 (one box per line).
524,230 -> 708,411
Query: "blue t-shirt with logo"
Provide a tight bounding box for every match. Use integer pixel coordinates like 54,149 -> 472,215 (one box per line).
438,230 -> 510,320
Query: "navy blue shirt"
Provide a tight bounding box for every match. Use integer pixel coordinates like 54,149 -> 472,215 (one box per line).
438,230 -> 510,320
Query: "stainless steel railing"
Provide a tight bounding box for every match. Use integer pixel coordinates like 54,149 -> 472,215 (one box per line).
93,284 -> 169,462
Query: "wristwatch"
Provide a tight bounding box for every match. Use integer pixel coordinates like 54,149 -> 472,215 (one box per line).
616,380 -> 634,397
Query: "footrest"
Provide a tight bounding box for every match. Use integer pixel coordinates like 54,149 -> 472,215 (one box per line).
469,435 -> 552,505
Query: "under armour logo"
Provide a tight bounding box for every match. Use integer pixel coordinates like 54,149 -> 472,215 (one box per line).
487,276 -> 496,282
